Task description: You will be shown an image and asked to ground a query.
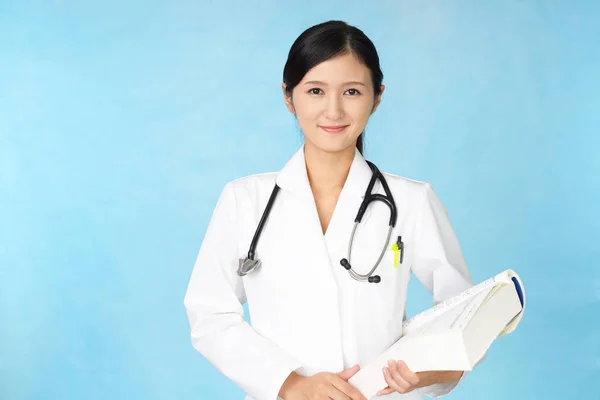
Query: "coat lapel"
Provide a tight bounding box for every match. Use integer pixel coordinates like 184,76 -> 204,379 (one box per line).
275,146 -> 314,200
275,145 -> 384,281
274,146 -> 335,281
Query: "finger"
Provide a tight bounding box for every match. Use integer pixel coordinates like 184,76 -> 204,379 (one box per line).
323,384 -> 351,400
376,386 -> 394,396
397,360 -> 420,386
331,376 -> 367,400
337,364 -> 360,381
387,361 -> 412,393
383,366 -> 407,394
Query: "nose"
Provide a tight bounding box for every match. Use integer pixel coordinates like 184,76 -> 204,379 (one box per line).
324,94 -> 344,121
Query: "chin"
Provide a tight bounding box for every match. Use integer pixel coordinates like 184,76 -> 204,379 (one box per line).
306,138 -> 357,155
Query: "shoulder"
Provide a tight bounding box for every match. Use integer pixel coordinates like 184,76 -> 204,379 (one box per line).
228,171 -> 278,190
379,171 -> 433,197
227,171 -> 278,193
221,171 -> 279,208
379,171 -> 451,221
378,171 -> 445,215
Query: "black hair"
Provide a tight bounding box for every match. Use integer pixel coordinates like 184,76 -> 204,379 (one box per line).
283,20 -> 384,155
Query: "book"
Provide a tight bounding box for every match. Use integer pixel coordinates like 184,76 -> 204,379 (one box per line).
348,269 -> 526,398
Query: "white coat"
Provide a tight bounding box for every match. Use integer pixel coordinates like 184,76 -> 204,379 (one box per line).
184,146 -> 475,400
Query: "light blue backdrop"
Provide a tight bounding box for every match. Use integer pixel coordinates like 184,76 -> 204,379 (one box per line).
1,1 -> 598,399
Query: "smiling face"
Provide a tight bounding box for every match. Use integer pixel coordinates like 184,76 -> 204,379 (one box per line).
283,52 -> 384,155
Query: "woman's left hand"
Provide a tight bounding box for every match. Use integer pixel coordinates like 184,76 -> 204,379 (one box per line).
376,360 -> 464,396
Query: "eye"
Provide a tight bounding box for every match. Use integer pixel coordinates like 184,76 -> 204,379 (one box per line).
345,88 -> 361,96
308,88 -> 323,95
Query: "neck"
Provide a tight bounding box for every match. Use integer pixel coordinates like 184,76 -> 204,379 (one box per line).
304,142 -> 356,195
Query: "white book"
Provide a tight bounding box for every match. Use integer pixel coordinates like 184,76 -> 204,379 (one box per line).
348,269 -> 526,399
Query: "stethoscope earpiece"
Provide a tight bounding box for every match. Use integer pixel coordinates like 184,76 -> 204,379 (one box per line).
340,259 -> 351,270
341,259 -> 381,283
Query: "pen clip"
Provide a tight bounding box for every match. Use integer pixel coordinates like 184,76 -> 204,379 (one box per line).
396,236 -> 404,264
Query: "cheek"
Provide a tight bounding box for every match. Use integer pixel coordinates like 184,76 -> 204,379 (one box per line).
296,118 -> 320,143
293,99 -> 321,127
349,101 -> 373,122
296,100 -> 321,120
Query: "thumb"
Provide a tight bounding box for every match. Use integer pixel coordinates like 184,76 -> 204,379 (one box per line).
337,364 -> 360,381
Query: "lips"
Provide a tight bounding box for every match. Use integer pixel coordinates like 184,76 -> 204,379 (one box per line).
320,125 -> 349,133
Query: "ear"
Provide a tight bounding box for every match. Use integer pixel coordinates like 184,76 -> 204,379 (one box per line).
371,84 -> 385,114
282,82 -> 295,114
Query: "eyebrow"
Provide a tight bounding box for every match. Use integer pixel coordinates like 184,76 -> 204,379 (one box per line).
303,80 -> 367,87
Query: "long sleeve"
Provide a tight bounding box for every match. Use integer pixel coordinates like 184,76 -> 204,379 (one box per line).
183,182 -> 305,400
411,183 -> 475,398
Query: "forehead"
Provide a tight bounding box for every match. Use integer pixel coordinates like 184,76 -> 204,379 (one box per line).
301,52 -> 372,85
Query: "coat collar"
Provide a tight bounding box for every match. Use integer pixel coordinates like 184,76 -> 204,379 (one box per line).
275,145 -> 378,201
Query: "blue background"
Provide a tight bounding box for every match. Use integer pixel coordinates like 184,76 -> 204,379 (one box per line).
1,1 -> 598,399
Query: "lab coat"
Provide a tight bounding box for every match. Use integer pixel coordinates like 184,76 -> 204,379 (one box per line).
184,146 -> 475,400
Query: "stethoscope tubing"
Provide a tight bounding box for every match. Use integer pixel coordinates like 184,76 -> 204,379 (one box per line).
238,160 -> 399,283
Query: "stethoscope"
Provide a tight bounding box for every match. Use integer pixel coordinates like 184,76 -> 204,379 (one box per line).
237,161 -> 404,283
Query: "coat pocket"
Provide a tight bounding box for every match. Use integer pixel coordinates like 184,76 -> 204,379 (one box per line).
353,249 -> 410,327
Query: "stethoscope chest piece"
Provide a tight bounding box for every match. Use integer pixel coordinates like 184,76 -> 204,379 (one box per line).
238,257 -> 261,276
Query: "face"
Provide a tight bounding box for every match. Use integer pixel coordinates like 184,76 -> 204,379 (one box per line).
282,52 -> 384,155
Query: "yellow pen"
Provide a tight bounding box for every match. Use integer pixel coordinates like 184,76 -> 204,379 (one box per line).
391,243 -> 399,268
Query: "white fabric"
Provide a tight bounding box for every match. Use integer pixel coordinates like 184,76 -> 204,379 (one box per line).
184,146 -> 475,399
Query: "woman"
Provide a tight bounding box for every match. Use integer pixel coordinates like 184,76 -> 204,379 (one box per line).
184,20 -> 474,400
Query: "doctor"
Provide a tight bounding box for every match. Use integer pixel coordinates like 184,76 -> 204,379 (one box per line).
184,20 -> 475,400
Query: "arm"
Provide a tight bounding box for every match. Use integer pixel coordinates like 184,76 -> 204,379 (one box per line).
183,182 -> 305,400
412,183 -> 474,398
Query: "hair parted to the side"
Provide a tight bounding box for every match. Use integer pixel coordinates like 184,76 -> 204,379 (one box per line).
282,20 -> 384,155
